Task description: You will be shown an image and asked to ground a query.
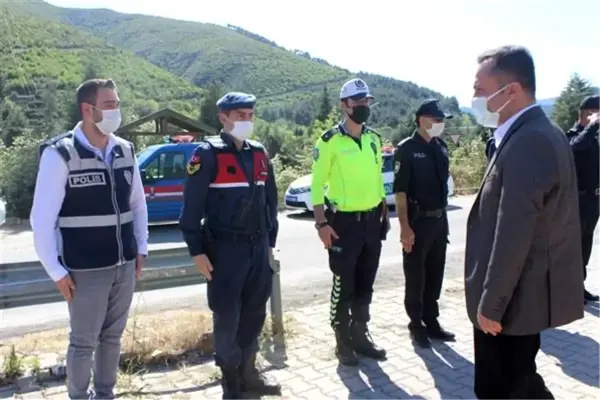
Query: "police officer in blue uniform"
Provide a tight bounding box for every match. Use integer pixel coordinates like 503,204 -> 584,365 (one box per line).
179,92 -> 280,399
566,95 -> 600,303
393,99 -> 456,348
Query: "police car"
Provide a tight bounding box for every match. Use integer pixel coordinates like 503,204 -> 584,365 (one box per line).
284,148 -> 455,211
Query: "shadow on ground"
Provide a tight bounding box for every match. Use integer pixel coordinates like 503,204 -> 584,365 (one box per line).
541,328 -> 599,388
336,358 -> 425,399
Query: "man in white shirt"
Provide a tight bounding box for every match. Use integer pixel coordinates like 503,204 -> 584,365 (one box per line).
30,78 -> 148,400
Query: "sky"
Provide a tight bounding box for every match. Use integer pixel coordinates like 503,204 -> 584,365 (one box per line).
47,0 -> 599,107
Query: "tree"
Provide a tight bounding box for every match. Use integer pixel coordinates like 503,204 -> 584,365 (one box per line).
316,85 -> 332,122
199,84 -> 223,130
552,73 -> 594,132
0,100 -> 28,147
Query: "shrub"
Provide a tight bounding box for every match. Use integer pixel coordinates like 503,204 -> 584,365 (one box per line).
0,131 -> 47,219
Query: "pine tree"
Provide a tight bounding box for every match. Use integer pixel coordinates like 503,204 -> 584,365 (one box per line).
199,83 -> 223,130
316,85 -> 332,122
552,73 -> 594,131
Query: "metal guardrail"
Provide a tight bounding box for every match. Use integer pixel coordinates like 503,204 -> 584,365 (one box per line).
0,247 -> 286,343
0,247 -> 204,310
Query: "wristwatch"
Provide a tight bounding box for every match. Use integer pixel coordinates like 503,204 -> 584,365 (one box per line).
315,221 -> 328,229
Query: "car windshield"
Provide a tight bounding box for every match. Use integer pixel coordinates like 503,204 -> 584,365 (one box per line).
136,147 -> 156,167
382,155 -> 394,172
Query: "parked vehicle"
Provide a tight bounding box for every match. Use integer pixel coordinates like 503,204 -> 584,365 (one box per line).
137,141 -> 198,222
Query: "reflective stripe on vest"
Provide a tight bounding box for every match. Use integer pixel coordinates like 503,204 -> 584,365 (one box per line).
58,211 -> 134,228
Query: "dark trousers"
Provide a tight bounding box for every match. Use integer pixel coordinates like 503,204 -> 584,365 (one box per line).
579,193 -> 599,280
473,328 -> 553,399
206,237 -> 272,367
402,214 -> 447,325
328,205 -> 383,329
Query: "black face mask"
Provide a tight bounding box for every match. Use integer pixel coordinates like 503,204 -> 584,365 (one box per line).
348,105 -> 371,124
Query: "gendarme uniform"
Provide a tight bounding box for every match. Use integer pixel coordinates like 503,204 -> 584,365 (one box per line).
310,78 -> 387,366
179,92 -> 280,399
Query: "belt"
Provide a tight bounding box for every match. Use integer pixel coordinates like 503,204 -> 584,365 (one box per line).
334,204 -> 381,221
418,208 -> 445,218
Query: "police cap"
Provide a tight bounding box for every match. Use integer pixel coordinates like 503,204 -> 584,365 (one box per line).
340,78 -> 374,100
216,92 -> 256,111
415,98 -> 453,120
579,95 -> 599,111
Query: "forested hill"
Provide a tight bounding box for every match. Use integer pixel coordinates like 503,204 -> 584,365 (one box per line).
0,2 -> 204,146
10,0 -> 461,127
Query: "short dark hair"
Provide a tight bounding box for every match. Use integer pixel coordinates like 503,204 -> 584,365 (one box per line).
76,79 -> 117,110
477,45 -> 536,96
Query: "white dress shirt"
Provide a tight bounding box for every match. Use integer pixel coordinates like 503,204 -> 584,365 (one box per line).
494,103 -> 540,148
30,123 -> 149,281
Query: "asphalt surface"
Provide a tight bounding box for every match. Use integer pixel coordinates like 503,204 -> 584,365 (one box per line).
0,194 -> 597,339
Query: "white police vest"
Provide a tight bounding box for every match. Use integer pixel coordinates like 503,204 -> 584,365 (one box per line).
41,133 -> 138,270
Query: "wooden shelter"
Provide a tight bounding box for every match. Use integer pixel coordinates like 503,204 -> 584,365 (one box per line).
115,108 -> 217,138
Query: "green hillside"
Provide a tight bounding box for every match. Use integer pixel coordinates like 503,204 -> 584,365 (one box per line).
0,2 -> 203,144
14,0 -> 461,127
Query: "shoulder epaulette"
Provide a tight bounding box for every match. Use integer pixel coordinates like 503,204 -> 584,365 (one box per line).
321,126 -> 340,142
435,137 -> 448,148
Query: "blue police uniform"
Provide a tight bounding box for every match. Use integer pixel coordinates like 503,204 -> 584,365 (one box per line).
40,133 -> 137,269
179,92 -> 280,399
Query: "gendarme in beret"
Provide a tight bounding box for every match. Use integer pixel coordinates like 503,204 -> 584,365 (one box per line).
216,92 -> 256,111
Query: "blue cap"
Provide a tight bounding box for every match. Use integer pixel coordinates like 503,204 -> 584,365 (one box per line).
216,92 -> 256,111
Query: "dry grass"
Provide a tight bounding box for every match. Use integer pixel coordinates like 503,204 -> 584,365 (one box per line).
0,310 -> 298,378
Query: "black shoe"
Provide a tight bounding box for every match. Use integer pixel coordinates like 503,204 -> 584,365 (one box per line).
239,354 -> 281,396
220,366 -> 244,399
584,289 -> 599,302
408,323 -> 431,348
425,321 -> 456,342
335,328 -> 359,366
350,321 -> 387,360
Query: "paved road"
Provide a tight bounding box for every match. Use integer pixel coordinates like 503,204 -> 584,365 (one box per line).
1,194 -> 597,339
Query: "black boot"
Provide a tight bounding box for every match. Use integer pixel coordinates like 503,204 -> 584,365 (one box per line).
350,321 -> 387,360
425,320 -> 456,342
334,327 -> 359,366
408,322 -> 431,348
239,354 -> 281,396
220,366 -> 243,399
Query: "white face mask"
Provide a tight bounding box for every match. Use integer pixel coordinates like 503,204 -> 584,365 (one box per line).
230,121 -> 253,141
427,122 -> 445,137
471,85 -> 511,128
95,108 -> 122,135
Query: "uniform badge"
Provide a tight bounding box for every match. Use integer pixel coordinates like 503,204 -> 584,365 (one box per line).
313,147 -> 319,161
187,155 -> 201,176
395,161 -> 401,174
123,170 -> 132,186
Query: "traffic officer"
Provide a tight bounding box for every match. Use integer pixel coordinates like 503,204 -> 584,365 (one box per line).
311,78 -> 389,366
566,95 -> 599,303
30,78 -> 148,400
393,99 -> 455,348
179,92 -> 280,399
